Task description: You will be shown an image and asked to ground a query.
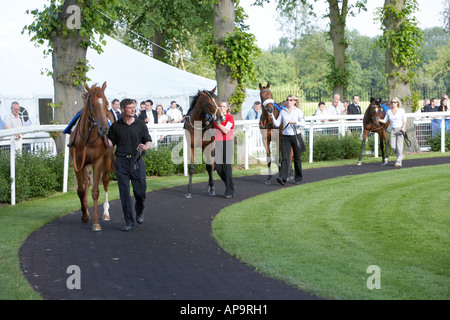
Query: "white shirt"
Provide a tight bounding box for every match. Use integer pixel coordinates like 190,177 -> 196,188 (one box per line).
384,108 -> 406,129
326,105 -> 340,116
313,108 -> 328,122
158,114 -> 168,123
5,112 -> 24,128
272,107 -> 306,135
166,108 -> 183,122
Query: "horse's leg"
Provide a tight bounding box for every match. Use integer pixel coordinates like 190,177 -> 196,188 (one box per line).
205,143 -> 215,196
186,145 -> 195,198
379,132 -> 386,165
357,130 -> 368,166
91,160 -> 103,231
102,154 -> 111,221
261,129 -> 272,184
76,167 -> 90,224
205,163 -> 215,196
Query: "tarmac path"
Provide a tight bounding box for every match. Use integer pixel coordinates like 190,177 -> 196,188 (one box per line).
19,156 -> 449,300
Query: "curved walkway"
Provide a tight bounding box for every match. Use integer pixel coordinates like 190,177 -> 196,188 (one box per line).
19,157 -> 449,300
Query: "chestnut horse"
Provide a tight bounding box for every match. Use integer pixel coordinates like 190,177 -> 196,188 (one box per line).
259,82 -> 293,184
69,82 -> 115,231
357,98 -> 390,166
183,88 -> 225,198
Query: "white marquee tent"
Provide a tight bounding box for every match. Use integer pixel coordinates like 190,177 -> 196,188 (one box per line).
0,1 -> 258,125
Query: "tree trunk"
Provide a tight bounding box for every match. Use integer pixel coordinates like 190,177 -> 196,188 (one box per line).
384,0 -> 421,152
327,0 -> 348,98
51,0 -> 88,154
214,0 -> 237,103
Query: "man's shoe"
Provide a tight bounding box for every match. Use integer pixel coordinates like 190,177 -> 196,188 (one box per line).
121,224 -> 134,232
294,180 -> 302,185
136,214 -> 144,224
277,177 -> 286,185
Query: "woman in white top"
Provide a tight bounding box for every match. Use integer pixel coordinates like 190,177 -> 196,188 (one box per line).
270,94 -> 306,185
380,97 -> 407,167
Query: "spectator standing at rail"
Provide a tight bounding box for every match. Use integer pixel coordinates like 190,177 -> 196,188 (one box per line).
347,95 -> 361,115
245,101 -> 262,120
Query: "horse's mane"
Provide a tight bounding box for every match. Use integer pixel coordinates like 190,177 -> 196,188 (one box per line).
186,90 -> 211,116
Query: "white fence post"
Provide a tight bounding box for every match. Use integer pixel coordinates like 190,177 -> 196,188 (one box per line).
183,131 -> 188,176
10,136 -> 16,206
441,116 -> 446,153
63,135 -> 70,193
309,121 -> 314,163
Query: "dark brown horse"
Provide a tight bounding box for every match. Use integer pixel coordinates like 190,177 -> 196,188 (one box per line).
259,82 -> 293,184
69,82 -> 115,231
183,88 -> 225,198
357,98 -> 390,166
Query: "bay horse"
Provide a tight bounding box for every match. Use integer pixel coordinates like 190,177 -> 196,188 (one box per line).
259,82 -> 293,184
357,98 -> 390,166
69,82 -> 115,231
183,88 -> 225,198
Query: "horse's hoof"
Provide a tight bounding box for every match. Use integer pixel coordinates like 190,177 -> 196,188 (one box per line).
265,179 -> 271,185
103,214 -> 110,221
209,191 -> 216,196
81,217 -> 89,224
381,162 -> 386,166
356,161 -> 362,166
92,224 -> 102,231
185,193 -> 192,199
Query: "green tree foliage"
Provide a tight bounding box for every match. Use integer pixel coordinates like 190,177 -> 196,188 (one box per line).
253,26 -> 448,97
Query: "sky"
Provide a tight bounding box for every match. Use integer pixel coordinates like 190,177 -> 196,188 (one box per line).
241,0 -> 448,49
1,0 -> 446,51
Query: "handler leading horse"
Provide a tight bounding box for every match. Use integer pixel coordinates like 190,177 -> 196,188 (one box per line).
259,82 -> 294,184
183,88 -> 225,198
357,98 -> 390,166
69,82 -> 115,231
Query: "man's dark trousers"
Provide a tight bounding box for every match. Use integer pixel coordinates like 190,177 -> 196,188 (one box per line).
115,156 -> 146,226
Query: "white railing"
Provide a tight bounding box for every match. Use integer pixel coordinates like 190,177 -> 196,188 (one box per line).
0,112 -> 448,205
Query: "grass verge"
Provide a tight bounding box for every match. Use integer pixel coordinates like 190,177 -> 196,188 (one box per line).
212,164 -> 450,299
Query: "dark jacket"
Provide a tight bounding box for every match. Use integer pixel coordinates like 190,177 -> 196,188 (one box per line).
138,109 -> 158,124
347,103 -> 361,115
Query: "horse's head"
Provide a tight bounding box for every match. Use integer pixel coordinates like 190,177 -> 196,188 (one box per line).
259,82 -> 276,115
368,97 -> 385,127
83,82 -> 109,136
198,88 -> 225,123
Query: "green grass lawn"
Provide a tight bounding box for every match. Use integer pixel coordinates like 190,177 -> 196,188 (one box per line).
0,152 -> 449,299
212,164 -> 450,300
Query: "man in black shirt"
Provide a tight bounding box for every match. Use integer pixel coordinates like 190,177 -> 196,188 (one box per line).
108,98 -> 152,231
423,98 -> 439,113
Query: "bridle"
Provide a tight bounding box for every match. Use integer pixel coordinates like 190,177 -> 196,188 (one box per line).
369,104 -> 385,131
259,88 -> 276,129
260,89 -> 275,113
72,91 -> 109,172
85,91 -> 108,136
185,90 -> 223,130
